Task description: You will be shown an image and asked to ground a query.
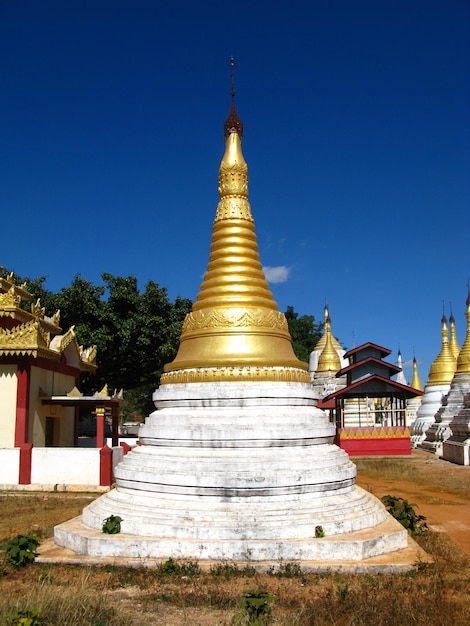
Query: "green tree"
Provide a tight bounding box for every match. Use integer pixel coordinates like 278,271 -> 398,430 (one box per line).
5,268 -> 192,414
54,276 -> 106,349
284,305 -> 323,363
23,276 -> 57,314
58,273 -> 192,400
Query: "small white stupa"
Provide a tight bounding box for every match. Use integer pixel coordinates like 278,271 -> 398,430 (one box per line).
420,307 -> 463,454
395,350 -> 408,386
437,293 -> 470,462
405,356 -> 424,425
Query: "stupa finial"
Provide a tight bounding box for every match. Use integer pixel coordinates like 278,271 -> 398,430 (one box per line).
224,57 -> 244,141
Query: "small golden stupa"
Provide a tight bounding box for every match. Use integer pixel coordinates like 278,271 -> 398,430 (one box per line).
427,314 -> 457,385
316,312 -> 341,375
411,356 -> 423,392
313,304 -> 343,354
449,310 -> 461,360
455,291 -> 470,375
421,291 -> 470,456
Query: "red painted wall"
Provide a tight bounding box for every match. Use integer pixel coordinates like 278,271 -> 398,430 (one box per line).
339,437 -> 411,456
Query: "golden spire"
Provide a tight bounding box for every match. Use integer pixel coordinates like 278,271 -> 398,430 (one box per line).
427,314 -> 457,385
411,356 -> 423,392
163,62 -> 307,380
449,307 -> 461,360
456,291 -> 470,374
314,304 -> 343,352
316,314 -> 341,375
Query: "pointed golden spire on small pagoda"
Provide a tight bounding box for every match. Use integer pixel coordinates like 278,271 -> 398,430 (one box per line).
316,312 -> 341,375
411,354 -> 423,392
314,304 -> 343,353
163,60 -> 307,381
449,305 -> 461,360
456,290 -> 470,374
427,313 -> 457,385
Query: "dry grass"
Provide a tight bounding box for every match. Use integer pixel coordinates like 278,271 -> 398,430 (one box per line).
0,493 -> 95,540
355,453 -> 470,499
1,538 -> 469,625
1,456 -> 470,625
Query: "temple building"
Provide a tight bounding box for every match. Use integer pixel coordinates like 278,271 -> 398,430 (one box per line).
0,271 -> 128,489
323,342 -> 422,456
0,271 -> 97,448
52,76 -> 418,569
411,314 -> 457,446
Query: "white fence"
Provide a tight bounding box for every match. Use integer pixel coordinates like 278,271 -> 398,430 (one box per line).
0,446 -> 126,490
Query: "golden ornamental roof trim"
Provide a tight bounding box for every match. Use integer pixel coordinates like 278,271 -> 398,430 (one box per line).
0,272 -> 32,301
0,319 -> 57,359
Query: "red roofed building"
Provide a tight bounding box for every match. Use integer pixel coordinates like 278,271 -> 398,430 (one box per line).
320,342 -> 423,456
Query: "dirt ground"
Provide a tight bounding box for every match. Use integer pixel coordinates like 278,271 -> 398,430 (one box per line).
2,449 -> 470,626
355,449 -> 470,556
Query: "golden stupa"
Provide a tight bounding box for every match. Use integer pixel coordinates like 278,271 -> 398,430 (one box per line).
316,312 -> 341,375
455,291 -> 470,374
411,356 -> 423,392
427,314 -> 457,385
449,311 -> 461,360
53,67 -> 417,569
163,84 -> 307,380
314,304 -> 343,354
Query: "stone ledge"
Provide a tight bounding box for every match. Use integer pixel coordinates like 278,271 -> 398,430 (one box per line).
37,532 -> 431,574
48,514 -> 424,566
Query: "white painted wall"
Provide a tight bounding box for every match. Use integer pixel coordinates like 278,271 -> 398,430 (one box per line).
0,448 -> 20,484
31,446 -> 125,487
105,437 -> 139,449
0,365 -> 18,448
31,448 -> 100,485
0,446 -> 125,488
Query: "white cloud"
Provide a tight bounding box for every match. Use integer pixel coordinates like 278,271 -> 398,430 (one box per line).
263,265 -> 290,283
402,358 -> 421,369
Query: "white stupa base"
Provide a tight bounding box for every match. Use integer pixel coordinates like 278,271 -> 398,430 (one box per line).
442,393 -> 470,465
442,439 -> 470,466
410,383 -> 449,447
54,380 -> 410,565
420,375 -> 470,455
54,511 -> 407,564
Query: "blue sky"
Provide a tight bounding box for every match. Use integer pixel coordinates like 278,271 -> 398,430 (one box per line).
1,0 -> 469,383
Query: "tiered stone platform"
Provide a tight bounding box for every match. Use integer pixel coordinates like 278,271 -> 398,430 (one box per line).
54,380 -> 413,567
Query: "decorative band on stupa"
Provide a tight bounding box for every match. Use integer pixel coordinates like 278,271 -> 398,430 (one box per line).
163,60 -> 307,382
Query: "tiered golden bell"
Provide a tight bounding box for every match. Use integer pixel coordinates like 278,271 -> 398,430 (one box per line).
164,112 -> 307,376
